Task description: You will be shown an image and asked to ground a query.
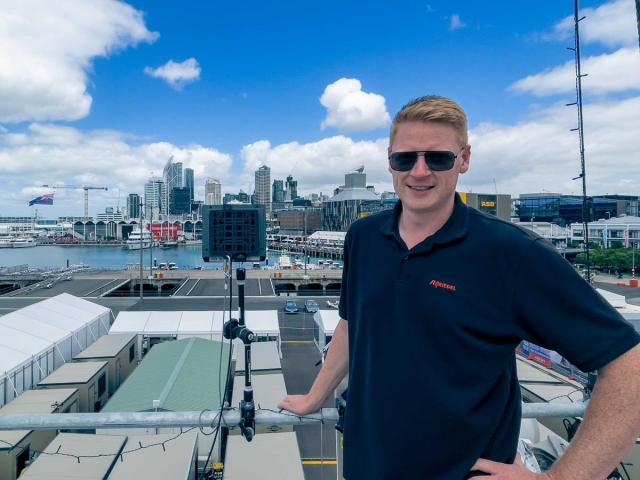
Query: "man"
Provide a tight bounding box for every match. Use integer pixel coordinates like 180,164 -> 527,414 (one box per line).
278,96 -> 640,479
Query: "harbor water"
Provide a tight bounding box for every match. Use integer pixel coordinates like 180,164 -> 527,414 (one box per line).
0,244 -> 337,271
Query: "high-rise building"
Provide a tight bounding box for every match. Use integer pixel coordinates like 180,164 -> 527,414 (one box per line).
254,165 -> 271,216
205,178 -> 222,205
127,194 -> 140,220
170,187 -> 191,215
184,168 -> 194,202
163,156 -> 183,214
272,179 -> 285,211
285,175 -> 298,201
144,177 -> 165,220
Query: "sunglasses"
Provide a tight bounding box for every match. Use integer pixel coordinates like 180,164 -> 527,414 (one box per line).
388,150 -> 460,172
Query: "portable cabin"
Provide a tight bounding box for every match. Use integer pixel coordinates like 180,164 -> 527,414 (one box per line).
0,388 -> 79,480
223,432 -> 304,480
234,341 -> 281,376
230,373 -> 290,435
37,361 -> 108,412
73,333 -> 137,395
0,294 -> 110,407
18,432 -> 198,480
101,338 -> 230,464
313,310 -> 340,353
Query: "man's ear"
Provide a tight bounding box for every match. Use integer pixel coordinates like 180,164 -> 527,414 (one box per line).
459,145 -> 471,174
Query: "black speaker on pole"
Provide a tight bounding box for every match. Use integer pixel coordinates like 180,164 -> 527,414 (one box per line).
202,204 -> 267,262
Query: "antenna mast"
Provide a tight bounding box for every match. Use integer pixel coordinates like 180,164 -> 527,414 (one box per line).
567,0 -> 591,283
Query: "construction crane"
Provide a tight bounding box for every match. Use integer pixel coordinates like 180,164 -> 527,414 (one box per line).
40,184 -> 109,221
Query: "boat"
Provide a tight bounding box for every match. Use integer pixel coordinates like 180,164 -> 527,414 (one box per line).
11,237 -> 37,248
277,254 -> 292,269
160,240 -> 178,249
0,237 -> 12,248
125,229 -> 153,250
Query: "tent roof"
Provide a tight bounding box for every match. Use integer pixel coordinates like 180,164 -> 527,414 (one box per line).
110,310 -> 278,336
0,294 -> 110,379
315,310 -> 340,333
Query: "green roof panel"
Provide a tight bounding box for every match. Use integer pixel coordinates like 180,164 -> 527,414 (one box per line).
103,337 -> 231,412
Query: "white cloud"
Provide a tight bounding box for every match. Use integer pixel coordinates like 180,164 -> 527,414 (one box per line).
463,96 -> 640,196
237,136 -> 390,195
0,124 -> 232,216
0,0 -> 158,123
449,14 -> 466,32
510,47 -> 640,96
144,58 -> 201,90
546,0 -> 637,48
320,78 -> 390,132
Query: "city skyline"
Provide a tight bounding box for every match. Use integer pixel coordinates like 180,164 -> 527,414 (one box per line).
1,0 -> 639,217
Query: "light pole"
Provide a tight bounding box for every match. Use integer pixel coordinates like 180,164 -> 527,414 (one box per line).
139,200 -> 144,300
303,206 -> 308,278
633,239 -> 636,278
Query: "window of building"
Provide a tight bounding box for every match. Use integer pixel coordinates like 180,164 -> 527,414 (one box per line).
97,373 -> 106,397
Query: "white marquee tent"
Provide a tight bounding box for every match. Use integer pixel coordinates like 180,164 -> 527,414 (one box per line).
110,310 -> 281,358
0,294 -> 110,407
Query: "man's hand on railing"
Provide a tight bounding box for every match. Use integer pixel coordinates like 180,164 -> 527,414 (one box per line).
468,458 -> 552,479
277,394 -> 321,416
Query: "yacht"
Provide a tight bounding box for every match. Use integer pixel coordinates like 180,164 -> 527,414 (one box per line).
278,254 -> 292,269
11,237 -> 37,248
0,237 -> 12,248
125,229 -> 153,250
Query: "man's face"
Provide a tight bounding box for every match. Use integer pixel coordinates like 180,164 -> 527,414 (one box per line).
388,121 -> 470,217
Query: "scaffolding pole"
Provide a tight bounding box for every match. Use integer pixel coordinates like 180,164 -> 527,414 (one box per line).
0,403 -> 588,431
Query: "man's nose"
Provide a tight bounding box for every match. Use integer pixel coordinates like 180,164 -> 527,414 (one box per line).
410,153 -> 432,176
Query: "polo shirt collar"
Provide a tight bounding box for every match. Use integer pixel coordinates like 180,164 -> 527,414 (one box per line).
379,193 -> 469,252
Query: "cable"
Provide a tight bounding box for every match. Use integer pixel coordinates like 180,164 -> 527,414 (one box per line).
545,388 -> 582,403
200,256 -> 235,479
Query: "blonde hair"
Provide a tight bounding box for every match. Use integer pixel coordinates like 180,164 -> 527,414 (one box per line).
390,96 -> 468,148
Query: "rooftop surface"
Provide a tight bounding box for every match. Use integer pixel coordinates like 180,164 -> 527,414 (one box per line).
103,337 -> 229,412
73,332 -> 137,359
38,361 -> 107,386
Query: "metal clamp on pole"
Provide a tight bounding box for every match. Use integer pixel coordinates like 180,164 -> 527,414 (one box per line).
222,267 -> 256,441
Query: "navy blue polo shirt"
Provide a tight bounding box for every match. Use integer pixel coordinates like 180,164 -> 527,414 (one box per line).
339,194 -> 640,480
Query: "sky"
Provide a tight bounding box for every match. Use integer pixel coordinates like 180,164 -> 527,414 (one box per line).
0,0 -> 639,218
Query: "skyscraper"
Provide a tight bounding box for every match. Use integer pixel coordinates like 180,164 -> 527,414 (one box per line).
144,177 -> 165,220
285,175 -> 298,201
205,178 -> 222,205
127,193 -> 141,220
255,165 -> 271,216
184,168 -> 194,202
163,156 -> 183,215
272,179 -> 285,211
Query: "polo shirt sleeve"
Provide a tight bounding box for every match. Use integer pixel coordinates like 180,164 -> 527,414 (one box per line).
511,238 -> 640,372
338,229 -> 351,321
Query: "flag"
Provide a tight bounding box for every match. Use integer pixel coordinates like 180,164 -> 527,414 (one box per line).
28,193 -> 54,206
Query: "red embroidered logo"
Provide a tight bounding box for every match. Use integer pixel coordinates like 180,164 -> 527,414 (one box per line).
429,279 -> 457,292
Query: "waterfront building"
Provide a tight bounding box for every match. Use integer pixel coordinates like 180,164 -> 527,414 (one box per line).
515,221 -> 569,248
569,215 -> 640,249
515,193 -> 639,226
322,168 -> 380,231
170,187 -> 191,215
255,165 -> 271,216
184,167 -> 195,202
459,192 -> 511,222
204,178 -> 222,205
276,207 -> 322,235
96,208 -> 124,222
272,179 -> 285,211
126,193 -> 140,220
0,216 -> 36,234
144,177 -> 165,220
71,218 -> 203,241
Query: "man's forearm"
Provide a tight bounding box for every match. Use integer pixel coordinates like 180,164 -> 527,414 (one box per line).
547,344 -> 640,480
307,318 -> 349,408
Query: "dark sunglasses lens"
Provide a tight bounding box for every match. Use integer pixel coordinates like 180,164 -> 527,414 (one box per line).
426,151 -> 456,171
389,152 -> 417,171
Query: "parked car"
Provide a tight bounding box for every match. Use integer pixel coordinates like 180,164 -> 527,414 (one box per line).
45,282 -> 54,289
284,300 -> 299,314
326,300 -> 339,309
304,300 -> 319,313
168,262 -> 178,270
